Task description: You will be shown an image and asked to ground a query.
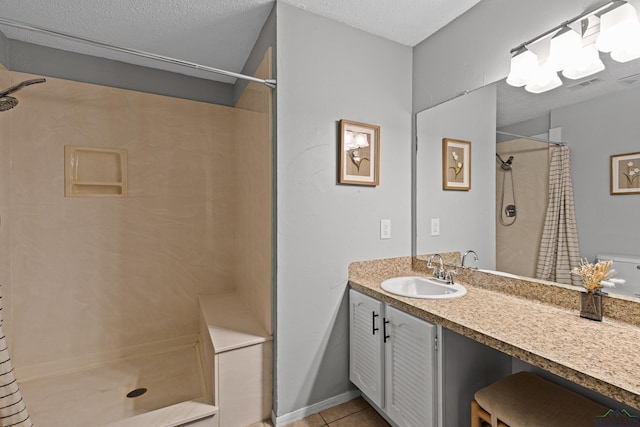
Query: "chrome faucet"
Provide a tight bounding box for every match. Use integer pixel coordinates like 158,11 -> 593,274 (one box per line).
428,254 -> 457,284
427,254 -> 445,280
461,250 -> 479,269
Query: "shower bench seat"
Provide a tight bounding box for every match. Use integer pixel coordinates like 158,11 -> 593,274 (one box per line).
199,292 -> 273,427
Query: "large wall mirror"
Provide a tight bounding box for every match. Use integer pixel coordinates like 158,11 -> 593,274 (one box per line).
415,52 -> 640,302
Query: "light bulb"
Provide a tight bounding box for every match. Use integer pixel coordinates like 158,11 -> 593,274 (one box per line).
525,62 -> 562,93
596,3 -> 640,53
548,27 -> 582,71
562,44 -> 605,79
611,44 -> 640,61
610,23 -> 640,62
506,49 -> 539,87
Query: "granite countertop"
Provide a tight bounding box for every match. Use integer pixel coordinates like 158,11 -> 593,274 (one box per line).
348,256 -> 640,410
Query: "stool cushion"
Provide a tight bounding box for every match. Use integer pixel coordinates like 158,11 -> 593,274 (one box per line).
474,371 -> 607,427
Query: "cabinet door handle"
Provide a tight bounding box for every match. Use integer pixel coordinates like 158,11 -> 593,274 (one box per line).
372,312 -> 379,335
383,318 -> 390,343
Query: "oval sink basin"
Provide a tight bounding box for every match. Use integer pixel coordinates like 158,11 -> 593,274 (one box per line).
380,276 -> 466,299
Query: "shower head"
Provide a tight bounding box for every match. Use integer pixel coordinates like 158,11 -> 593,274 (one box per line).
496,153 -> 514,170
0,78 -> 46,111
0,78 -> 46,97
501,156 -> 514,170
0,96 -> 18,111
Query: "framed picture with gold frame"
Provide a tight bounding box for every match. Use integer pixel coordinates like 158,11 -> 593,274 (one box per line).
442,138 -> 471,191
611,151 -> 640,195
339,119 -> 380,186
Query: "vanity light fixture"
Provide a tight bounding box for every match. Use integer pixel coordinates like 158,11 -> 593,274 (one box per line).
507,0 -> 640,93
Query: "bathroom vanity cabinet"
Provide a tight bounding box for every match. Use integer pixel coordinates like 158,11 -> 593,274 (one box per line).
349,289 -> 438,427
350,288 -> 512,427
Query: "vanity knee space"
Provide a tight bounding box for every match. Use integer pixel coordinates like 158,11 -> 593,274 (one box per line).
471,372 -> 607,427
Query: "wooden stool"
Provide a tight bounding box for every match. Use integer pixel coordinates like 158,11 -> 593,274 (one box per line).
471,371 -> 607,427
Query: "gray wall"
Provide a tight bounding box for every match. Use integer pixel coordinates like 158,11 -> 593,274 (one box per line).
551,86 -> 640,261
275,2 -> 412,416
415,86 -> 497,268
412,0 -> 598,112
4,38 -> 235,106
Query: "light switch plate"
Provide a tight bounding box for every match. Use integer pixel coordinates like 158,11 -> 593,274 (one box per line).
430,218 -> 440,236
380,219 -> 391,239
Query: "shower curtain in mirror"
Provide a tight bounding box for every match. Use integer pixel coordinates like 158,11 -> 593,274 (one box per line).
535,145 -> 582,287
0,294 -> 32,427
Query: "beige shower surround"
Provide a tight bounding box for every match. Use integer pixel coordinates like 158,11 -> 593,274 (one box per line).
0,67 -> 272,374
233,48 -> 273,339
496,138 -> 549,277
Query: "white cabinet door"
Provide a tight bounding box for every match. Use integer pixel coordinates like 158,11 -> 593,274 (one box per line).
349,289 -> 385,408
384,306 -> 437,427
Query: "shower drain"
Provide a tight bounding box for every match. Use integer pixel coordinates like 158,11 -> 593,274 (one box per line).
126,388 -> 148,398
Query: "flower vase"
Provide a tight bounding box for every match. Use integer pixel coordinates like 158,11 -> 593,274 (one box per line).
580,291 -> 602,321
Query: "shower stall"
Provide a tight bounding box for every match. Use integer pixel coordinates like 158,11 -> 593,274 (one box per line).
0,48 -> 273,426
495,130 -> 582,286
495,133 -> 558,278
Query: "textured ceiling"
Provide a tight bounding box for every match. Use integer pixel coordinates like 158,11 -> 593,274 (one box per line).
0,0 -> 275,83
282,0 -> 482,47
0,0 -> 482,84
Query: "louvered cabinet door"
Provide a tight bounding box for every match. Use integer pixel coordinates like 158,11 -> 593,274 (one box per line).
349,289 -> 385,408
384,305 -> 437,427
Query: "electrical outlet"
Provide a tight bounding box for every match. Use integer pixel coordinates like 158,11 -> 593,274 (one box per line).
430,218 -> 440,236
380,219 -> 391,239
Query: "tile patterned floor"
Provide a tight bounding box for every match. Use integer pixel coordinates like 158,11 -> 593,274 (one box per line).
250,397 -> 390,427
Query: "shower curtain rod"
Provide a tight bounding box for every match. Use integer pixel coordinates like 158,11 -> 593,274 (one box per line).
0,17 -> 277,89
496,130 -> 566,146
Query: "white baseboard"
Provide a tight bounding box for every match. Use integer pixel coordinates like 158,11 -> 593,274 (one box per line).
272,390 -> 361,427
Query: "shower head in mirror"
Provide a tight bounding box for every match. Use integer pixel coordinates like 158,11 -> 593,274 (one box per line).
496,153 -> 514,170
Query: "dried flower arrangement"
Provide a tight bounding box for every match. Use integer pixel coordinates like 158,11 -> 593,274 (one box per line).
571,259 -> 613,293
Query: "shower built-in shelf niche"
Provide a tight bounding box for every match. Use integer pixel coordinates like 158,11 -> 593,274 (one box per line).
64,145 -> 128,197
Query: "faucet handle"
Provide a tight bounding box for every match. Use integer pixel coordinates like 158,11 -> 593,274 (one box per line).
445,269 -> 457,284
